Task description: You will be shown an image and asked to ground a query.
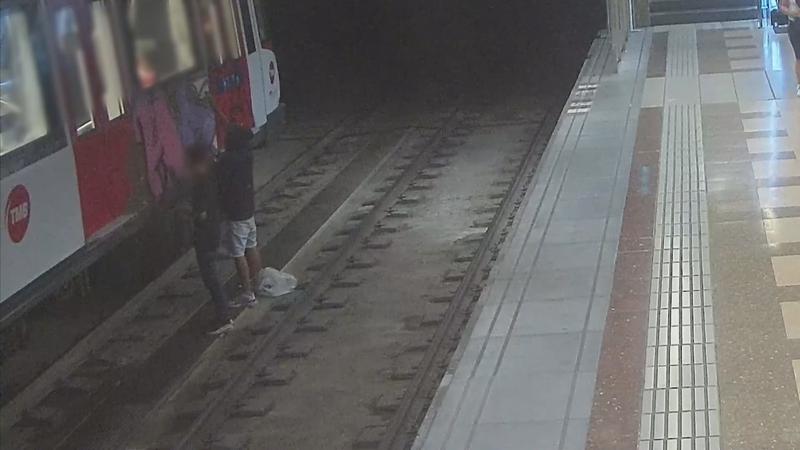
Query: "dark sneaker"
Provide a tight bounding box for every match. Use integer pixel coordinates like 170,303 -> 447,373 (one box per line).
208,320 -> 234,336
237,291 -> 257,307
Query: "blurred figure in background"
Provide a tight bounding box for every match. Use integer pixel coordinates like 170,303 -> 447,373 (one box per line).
186,143 -> 235,335
217,125 -> 263,305
781,0 -> 800,96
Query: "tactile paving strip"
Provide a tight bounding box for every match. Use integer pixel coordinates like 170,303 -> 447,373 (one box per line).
637,100 -> 722,450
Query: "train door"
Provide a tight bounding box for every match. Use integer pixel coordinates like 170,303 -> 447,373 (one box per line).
253,1 -> 280,118
48,0 -> 135,239
236,0 -> 268,129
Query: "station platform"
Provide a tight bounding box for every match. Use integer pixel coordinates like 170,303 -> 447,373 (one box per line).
414,21 -> 800,450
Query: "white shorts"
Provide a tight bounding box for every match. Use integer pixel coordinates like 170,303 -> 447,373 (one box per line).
225,217 -> 257,258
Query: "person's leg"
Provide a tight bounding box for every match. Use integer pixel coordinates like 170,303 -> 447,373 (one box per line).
196,249 -> 230,322
235,256 -> 253,294
227,220 -> 255,300
244,217 -> 262,284
790,21 -> 800,90
245,247 -> 262,280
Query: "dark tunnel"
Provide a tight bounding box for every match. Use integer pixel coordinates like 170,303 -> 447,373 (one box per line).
268,0 -> 608,111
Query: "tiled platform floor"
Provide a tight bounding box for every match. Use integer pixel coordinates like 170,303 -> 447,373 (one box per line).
414,20 -> 800,450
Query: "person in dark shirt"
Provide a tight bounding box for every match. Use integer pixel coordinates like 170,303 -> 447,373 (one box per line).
217,125 -> 263,304
187,143 -> 234,335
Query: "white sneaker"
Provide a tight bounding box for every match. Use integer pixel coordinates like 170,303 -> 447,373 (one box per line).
796,84 -> 800,97
208,320 -> 234,336
238,291 -> 257,307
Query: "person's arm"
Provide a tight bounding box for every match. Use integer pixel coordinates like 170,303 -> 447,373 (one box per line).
781,0 -> 800,17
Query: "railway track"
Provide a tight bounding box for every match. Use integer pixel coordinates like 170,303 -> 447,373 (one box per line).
2,86 -> 568,450
117,93 -> 562,450
0,103 -> 424,450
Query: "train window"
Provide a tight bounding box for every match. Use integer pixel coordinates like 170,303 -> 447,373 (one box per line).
0,9 -> 49,155
237,0 -> 256,54
127,0 -> 195,88
198,0 -> 241,65
53,6 -> 95,135
91,1 -> 125,120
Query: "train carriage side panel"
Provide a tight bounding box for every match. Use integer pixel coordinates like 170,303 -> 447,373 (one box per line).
1,149 -> 85,303
1,2 -> 85,304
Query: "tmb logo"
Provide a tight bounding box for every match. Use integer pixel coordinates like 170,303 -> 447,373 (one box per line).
5,184 -> 30,243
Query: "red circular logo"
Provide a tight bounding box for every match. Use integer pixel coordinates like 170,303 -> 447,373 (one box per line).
5,185 -> 30,243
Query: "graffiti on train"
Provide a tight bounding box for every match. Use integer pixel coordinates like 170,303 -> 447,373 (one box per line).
134,64 -> 253,203
133,80 -> 217,203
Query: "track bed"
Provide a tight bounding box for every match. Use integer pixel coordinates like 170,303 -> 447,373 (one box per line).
3,84 -> 569,450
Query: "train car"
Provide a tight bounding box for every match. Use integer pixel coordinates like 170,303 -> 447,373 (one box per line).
0,0 -> 282,324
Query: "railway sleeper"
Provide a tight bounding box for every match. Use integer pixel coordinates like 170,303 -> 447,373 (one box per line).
73,355 -> 118,377
15,405 -> 66,429
420,309 -> 446,327
473,218 -> 494,228
416,169 -> 442,179
247,324 -> 273,335
361,237 -> 392,250
450,127 -> 472,137
389,358 -> 420,381
313,296 -> 349,310
456,231 -> 486,245
393,160 -> 413,171
396,194 -> 421,205
336,224 -> 361,236
427,158 -> 450,168
353,425 -> 387,450
295,317 -> 331,333
272,189 -> 303,201
401,149 -> 423,158
256,203 -> 283,214
454,248 -> 478,263
346,256 -> 378,270
373,183 -> 393,193
349,207 -> 372,221
384,208 -> 412,219
277,342 -> 314,359
402,337 -> 432,354
170,399 -> 207,426
229,397 -> 275,419
254,366 -> 297,386
286,177 -> 314,188
226,350 -> 253,362
443,267 -> 468,283
204,432 -> 251,450
306,260 -> 329,272
200,378 -> 228,394
488,189 -> 508,199
329,276 -> 363,289
54,374 -> 107,397
321,241 -> 344,253
372,390 -> 406,414
298,167 -> 326,177
438,137 -> 465,149
407,181 -> 433,191
371,223 -> 400,235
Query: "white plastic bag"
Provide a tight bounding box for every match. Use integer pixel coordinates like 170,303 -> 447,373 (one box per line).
257,267 -> 297,297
